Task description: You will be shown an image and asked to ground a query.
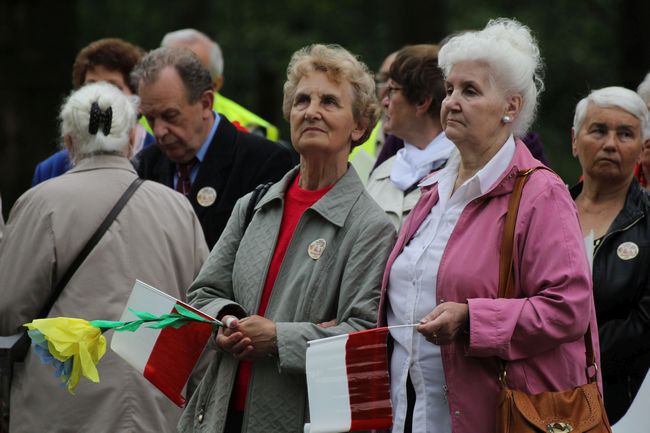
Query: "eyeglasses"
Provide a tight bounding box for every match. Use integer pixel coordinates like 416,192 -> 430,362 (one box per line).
386,85 -> 402,100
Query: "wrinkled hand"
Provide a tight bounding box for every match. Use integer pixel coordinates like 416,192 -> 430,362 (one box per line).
234,315 -> 278,359
215,315 -> 254,360
318,319 -> 337,328
416,302 -> 469,345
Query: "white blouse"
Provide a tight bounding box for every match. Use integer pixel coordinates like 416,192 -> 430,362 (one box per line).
387,136 -> 515,433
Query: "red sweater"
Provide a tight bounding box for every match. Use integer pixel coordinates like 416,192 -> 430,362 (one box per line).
231,174 -> 333,411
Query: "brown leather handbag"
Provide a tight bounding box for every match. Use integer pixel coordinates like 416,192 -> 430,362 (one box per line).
495,168 -> 612,433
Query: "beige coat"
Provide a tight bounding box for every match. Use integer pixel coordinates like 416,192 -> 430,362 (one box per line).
179,166 -> 396,433
366,156 -> 421,230
0,155 -> 209,433
0,194 -> 4,242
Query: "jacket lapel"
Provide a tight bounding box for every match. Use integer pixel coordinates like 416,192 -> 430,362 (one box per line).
153,154 -> 175,188
190,117 -> 238,219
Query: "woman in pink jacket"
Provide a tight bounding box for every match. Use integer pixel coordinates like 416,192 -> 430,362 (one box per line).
377,18 -> 600,433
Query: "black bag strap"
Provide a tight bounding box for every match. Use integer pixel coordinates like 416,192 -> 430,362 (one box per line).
36,177 -> 144,319
243,182 -> 273,232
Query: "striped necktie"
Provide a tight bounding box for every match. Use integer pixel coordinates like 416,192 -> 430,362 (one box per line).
175,158 -> 197,196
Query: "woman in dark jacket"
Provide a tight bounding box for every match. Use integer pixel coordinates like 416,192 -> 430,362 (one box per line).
571,86 -> 650,423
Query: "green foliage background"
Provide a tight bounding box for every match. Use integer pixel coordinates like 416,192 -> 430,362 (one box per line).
1,0 -> 648,217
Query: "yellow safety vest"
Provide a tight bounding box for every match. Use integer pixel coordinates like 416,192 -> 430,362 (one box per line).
138,92 -> 279,141
349,120 -> 381,160
214,93 -> 279,141
139,115 -> 152,134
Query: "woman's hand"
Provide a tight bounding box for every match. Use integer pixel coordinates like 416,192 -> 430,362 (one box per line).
216,315 -> 254,360
232,315 -> 278,359
416,302 -> 469,345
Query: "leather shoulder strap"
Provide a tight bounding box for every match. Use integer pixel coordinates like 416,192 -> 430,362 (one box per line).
497,167 -> 596,378
498,168 -> 538,298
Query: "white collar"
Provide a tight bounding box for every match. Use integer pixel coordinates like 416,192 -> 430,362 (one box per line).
419,135 -> 516,194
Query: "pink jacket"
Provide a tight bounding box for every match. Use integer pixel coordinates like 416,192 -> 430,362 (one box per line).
378,141 -> 601,433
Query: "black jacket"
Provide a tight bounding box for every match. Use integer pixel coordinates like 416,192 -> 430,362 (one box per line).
571,178 -> 650,423
136,117 -> 295,249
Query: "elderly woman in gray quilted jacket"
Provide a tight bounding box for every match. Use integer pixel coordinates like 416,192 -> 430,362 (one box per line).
179,44 -> 396,433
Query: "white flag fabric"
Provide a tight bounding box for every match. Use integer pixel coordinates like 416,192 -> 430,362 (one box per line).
111,280 -> 214,407
304,327 -> 392,433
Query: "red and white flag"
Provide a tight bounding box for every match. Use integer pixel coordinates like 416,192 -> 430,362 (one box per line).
305,327 -> 392,433
110,280 -> 214,407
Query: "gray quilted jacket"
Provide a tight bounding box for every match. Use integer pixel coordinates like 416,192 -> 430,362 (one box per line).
179,166 -> 396,433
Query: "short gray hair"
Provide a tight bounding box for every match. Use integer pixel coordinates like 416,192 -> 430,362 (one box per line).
282,44 -> 380,148
60,82 -> 138,161
131,47 -> 213,103
637,72 -> 650,106
573,86 -> 650,141
161,28 -> 224,80
438,18 -> 544,137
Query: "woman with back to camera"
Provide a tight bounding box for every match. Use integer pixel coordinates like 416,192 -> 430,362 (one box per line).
0,82 -> 208,433
377,18 -> 599,433
179,44 -> 395,433
367,44 -> 454,229
571,86 -> 650,423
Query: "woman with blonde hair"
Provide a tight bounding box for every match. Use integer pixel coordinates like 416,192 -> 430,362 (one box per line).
179,44 -> 395,433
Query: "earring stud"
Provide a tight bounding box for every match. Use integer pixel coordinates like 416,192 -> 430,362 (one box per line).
501,115 -> 512,124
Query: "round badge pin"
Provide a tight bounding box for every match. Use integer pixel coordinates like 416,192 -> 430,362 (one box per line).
616,241 -> 639,260
308,239 -> 327,260
196,187 -> 217,207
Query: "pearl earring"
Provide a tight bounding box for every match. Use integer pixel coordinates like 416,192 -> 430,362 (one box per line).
502,115 -> 512,124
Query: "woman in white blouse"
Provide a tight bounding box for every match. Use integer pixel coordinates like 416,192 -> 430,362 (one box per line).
367,44 -> 454,229
378,18 -> 598,433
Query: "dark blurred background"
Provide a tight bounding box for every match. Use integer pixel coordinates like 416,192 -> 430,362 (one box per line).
1,0 -> 649,220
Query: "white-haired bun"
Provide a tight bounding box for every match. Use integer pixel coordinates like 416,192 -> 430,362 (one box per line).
60,81 -> 138,162
439,18 -> 544,137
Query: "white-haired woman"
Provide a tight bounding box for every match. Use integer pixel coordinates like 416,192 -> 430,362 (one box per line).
571,86 -> 650,423
377,19 -> 598,433
0,82 -> 208,433
178,44 -> 395,433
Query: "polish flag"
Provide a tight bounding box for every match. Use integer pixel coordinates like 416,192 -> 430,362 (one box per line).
304,327 -> 392,433
110,280 -> 214,407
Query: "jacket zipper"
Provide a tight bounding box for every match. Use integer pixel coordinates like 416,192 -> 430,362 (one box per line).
593,215 -> 644,258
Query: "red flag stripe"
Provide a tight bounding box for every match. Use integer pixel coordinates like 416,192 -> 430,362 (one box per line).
143,302 -> 213,407
346,327 -> 393,430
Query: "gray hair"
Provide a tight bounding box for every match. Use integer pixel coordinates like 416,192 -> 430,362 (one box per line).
131,47 -> 213,103
161,28 -> 224,80
282,44 -> 380,148
637,72 -> 650,106
438,18 -> 544,137
60,82 -> 138,161
573,86 -> 650,141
